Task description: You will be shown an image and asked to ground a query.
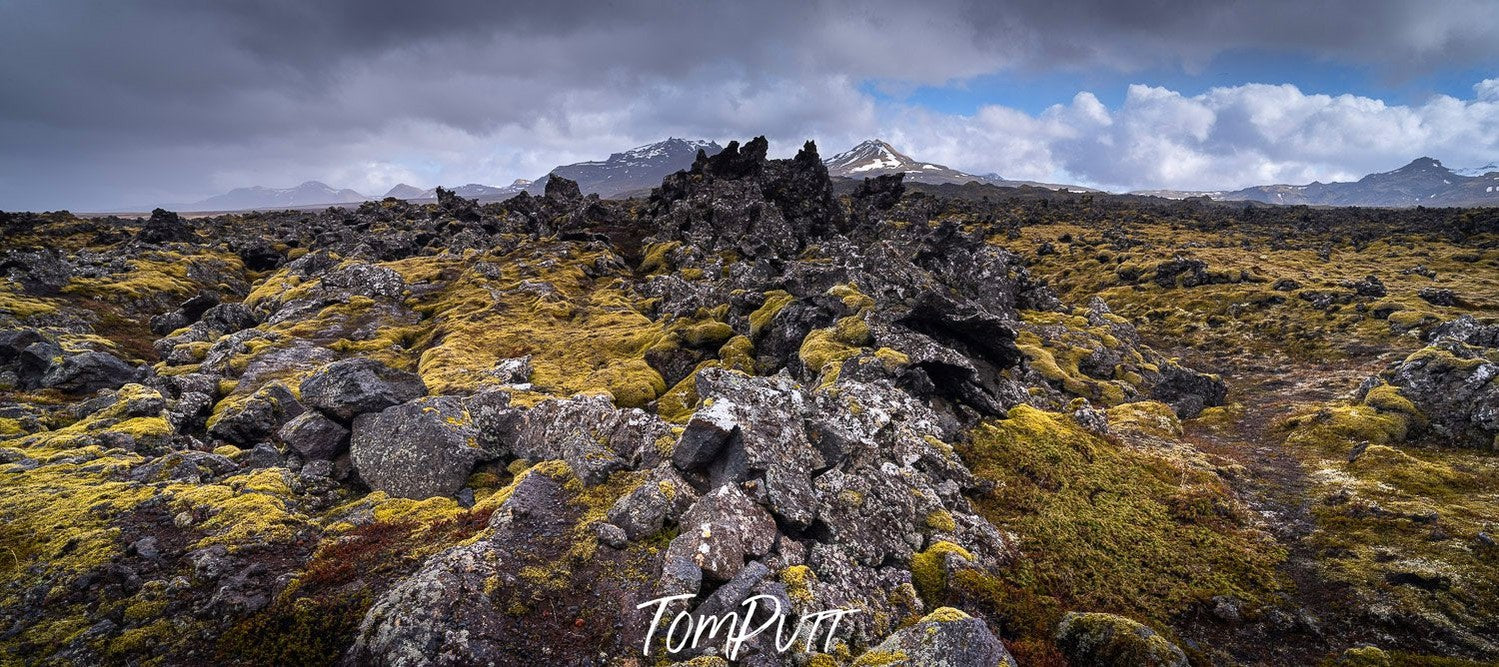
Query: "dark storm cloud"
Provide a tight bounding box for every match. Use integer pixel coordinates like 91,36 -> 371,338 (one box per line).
2,0 -> 1497,210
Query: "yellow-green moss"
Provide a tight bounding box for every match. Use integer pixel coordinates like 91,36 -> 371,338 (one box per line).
959,406 -> 1283,627
717,335 -> 756,373
585,358 -> 666,408
749,290 -> 795,338
921,606 -> 971,623
873,347 -> 909,368
924,509 -> 956,533
682,320 -> 734,347
1057,612 -> 1185,665
0,461 -> 155,581
1016,329 -> 1131,406
1106,400 -> 1182,437
656,366 -> 711,424
0,283 -> 59,318
910,540 -> 973,605
0,418 -> 24,437
1282,404 -> 1412,454
1362,384 -> 1423,422
64,252 -> 244,304
781,565 -> 817,605
394,246 -> 666,399
828,282 -> 875,311
799,315 -> 873,387
852,649 -> 908,666
639,241 -> 682,274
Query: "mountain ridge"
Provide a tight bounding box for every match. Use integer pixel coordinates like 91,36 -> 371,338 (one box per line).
189,181 -> 372,211
824,139 -> 1093,191
526,137 -> 723,198
1136,157 -> 1499,207
179,144 -> 1499,213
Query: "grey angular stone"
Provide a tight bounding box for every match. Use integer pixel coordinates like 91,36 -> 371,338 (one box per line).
605,464 -> 698,541
321,263 -> 408,299
350,472 -> 580,665
670,399 -> 738,470
666,484 -> 777,582
463,389 -> 524,458
41,351 -> 140,394
593,522 -> 628,549
245,442 -> 283,469
865,607 -> 1016,667
277,411 -> 349,461
208,382 -> 304,446
350,396 -> 485,499
300,357 -> 427,422
510,395 -> 668,486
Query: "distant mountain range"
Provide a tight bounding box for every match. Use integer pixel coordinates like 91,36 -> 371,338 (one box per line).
822,139 -> 1091,191
180,140 -> 1498,212
1136,158 -> 1499,207
380,180 -> 533,201
182,139 -> 719,210
527,138 -> 722,198
189,181 -> 372,211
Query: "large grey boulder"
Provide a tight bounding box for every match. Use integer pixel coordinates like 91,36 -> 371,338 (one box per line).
41,351 -> 140,394
349,472 -> 572,665
1374,320 -> 1499,449
300,358 -> 426,422
863,607 -> 1016,667
672,369 -> 826,526
350,396 -> 485,499
320,262 -> 408,300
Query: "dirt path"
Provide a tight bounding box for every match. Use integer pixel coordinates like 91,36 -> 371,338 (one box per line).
1171,349 -> 1397,665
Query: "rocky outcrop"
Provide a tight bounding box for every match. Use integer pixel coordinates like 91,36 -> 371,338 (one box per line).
508,395 -> 670,485
1372,315 -> 1499,449
348,471 -> 577,665
277,410 -> 349,461
651,137 -> 844,260
207,381 -> 303,445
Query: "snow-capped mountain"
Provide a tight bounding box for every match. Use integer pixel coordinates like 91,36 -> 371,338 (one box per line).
1453,163 -> 1499,178
447,183 -> 524,199
529,138 -> 724,198
1203,157 -> 1499,207
824,140 -> 1093,191
190,181 -> 371,211
824,140 -> 981,184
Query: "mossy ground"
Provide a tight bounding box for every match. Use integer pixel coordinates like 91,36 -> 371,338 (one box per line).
950,405 -> 1282,662
4,202 -> 1498,663
997,221 -> 1499,361
1000,214 -> 1499,662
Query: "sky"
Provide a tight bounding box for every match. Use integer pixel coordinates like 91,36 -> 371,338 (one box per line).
1,0 -> 1498,211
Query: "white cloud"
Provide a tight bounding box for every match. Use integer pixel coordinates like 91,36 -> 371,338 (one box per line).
882,80 -> 1499,192
5,1 -> 1499,208
1476,78 -> 1499,102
